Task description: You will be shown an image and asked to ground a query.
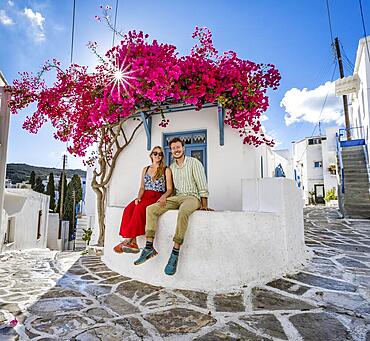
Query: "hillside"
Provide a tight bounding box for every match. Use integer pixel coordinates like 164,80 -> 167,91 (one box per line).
6,163 -> 86,184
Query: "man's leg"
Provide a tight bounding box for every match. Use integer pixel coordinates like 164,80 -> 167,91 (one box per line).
134,198 -> 179,265
165,196 -> 200,275
173,196 -> 201,245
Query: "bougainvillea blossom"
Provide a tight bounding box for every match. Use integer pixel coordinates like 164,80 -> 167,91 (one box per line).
6,27 -> 281,158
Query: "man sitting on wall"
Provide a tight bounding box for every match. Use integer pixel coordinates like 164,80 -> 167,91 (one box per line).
134,137 -> 212,275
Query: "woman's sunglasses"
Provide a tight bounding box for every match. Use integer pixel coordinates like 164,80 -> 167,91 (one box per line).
152,152 -> 163,157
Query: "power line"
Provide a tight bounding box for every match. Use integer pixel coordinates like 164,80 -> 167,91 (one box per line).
112,0 -> 119,47
296,62 -> 337,163
339,41 -> 355,69
325,0 -> 334,44
358,0 -> 370,64
70,0 -> 76,64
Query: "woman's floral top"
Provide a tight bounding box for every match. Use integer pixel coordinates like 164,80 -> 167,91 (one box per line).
144,168 -> 166,192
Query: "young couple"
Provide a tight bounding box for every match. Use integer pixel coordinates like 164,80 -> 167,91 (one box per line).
113,137 -> 212,275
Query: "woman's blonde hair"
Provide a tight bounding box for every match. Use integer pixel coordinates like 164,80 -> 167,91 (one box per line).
150,146 -> 166,180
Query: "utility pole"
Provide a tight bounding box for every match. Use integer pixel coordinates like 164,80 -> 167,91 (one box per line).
72,189 -> 76,251
334,37 -> 351,140
58,154 -> 67,239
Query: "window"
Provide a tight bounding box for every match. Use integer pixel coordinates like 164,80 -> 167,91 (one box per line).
314,161 -> 322,168
163,130 -> 207,174
4,217 -> 15,244
37,210 -> 42,239
308,138 -> 322,145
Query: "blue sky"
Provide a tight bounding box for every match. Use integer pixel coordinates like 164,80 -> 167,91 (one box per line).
0,0 -> 368,170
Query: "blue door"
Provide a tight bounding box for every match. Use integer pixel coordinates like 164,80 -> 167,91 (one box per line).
163,130 -> 207,175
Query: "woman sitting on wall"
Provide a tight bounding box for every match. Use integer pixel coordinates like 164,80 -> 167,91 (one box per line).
113,146 -> 173,253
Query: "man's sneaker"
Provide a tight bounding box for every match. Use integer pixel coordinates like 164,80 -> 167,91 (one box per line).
164,253 -> 179,276
134,248 -> 158,265
121,242 -> 140,254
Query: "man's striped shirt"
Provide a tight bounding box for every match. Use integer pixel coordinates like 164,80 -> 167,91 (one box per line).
170,156 -> 209,200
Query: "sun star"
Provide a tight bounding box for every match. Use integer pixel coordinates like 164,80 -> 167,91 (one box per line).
106,55 -> 136,98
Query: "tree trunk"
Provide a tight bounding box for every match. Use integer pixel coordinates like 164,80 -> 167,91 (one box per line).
90,118 -> 144,247
93,186 -> 106,246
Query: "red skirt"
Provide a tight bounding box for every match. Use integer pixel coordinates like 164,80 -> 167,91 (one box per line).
119,190 -> 163,238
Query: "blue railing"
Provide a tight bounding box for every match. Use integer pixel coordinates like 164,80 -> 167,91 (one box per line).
336,132 -> 345,194
338,126 -> 365,147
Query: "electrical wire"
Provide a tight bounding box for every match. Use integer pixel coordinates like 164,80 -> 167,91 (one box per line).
112,0 -> 119,47
295,62 -> 338,163
359,0 -> 370,64
340,42 -> 355,69
70,0 -> 76,64
325,0 -> 334,45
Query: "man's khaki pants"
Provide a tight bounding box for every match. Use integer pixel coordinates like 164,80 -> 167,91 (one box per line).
145,195 -> 201,245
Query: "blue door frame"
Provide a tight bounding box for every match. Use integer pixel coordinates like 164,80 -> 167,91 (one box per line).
163,130 -> 207,175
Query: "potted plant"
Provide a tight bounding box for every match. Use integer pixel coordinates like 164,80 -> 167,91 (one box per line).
82,227 -> 93,246
324,187 -> 338,207
328,164 -> 336,175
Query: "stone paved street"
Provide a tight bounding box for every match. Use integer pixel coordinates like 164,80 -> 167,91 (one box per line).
0,207 -> 369,340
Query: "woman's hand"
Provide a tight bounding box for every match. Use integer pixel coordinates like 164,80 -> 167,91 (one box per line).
135,198 -> 141,205
157,196 -> 166,208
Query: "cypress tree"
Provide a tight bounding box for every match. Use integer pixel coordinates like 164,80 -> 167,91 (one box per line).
46,172 -> 56,211
64,181 -> 75,240
33,176 -> 45,193
56,173 -> 67,216
29,170 -> 36,189
64,174 -> 83,240
71,174 -> 83,203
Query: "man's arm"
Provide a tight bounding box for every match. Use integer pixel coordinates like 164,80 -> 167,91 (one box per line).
192,159 -> 212,210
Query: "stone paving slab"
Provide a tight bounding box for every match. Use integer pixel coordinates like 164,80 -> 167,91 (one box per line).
0,207 -> 369,340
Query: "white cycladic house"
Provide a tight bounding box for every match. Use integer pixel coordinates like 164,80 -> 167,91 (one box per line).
1,189 -> 50,252
292,127 -> 338,204
0,71 -> 54,253
85,104 -> 307,290
335,36 -> 370,160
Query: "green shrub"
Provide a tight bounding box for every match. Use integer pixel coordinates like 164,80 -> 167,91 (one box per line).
324,187 -> 337,202
82,228 -> 93,245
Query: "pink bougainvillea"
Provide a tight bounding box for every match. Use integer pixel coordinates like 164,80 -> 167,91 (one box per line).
6,26 -> 281,157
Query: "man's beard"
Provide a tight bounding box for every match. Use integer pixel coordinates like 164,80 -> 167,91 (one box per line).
172,151 -> 184,159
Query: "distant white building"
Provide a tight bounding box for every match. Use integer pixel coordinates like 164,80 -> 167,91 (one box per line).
1,189 -> 50,252
292,128 -> 338,204
335,36 -> 370,159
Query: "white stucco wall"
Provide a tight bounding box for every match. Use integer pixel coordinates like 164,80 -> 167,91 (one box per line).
103,178 -> 307,291
107,106 -> 270,211
1,189 -> 49,252
349,36 -> 370,161
0,73 -> 10,244
47,213 -> 60,250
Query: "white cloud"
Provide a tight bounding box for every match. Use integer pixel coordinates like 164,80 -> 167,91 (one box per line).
8,1 -> 14,6
0,9 -> 14,25
261,127 -> 282,147
281,81 -> 343,126
23,7 -> 45,42
260,114 -> 269,122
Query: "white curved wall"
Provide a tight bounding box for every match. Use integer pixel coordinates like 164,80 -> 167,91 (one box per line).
103,178 -> 307,291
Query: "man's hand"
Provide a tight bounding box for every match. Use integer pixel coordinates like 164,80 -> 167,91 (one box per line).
134,198 -> 141,205
157,196 -> 166,208
200,197 -> 213,211
200,206 -> 214,211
